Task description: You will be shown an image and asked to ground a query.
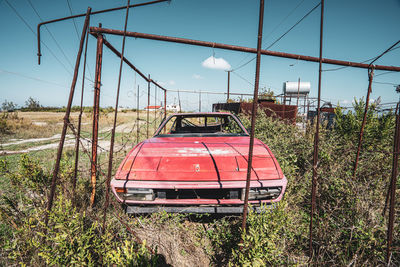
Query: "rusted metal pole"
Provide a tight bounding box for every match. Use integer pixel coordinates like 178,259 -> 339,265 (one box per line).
102,0 -> 130,234
199,91 -> 201,112
147,75 -> 150,138
241,0 -> 264,232
386,103 -> 400,263
90,27 -> 400,72
154,83 -> 157,133
353,68 -> 374,178
297,77 -> 300,107
72,22 -> 90,202
227,70 -> 231,102
90,27 -> 104,208
310,0 -> 324,258
137,85 -> 140,143
178,90 -> 182,112
37,0 -> 169,64
45,8 -> 91,226
164,90 -> 167,119
91,37 -> 167,91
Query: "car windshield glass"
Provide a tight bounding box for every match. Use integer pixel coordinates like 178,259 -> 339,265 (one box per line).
155,114 -> 247,137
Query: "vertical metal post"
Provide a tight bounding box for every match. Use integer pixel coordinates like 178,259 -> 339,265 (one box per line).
90,29 -> 104,207
137,85 -> 140,143
73,21 -> 90,202
147,75 -> 150,138
353,68 -> 374,178
241,0 -> 265,232
164,90 -> 167,119
178,90 -> 182,112
227,70 -> 231,102
154,83 -> 157,133
386,103 -> 400,263
309,0 -> 324,258
103,0 -> 130,233
297,77 -> 300,107
45,8 -> 91,226
199,91 -> 201,112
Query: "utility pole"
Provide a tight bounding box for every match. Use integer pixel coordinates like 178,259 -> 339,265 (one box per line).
227,70 -> 231,102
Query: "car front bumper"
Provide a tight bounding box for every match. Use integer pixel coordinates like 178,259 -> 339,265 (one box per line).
111,176 -> 287,207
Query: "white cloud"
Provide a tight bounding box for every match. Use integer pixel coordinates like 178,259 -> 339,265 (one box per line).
158,80 -> 175,86
340,100 -> 350,105
192,74 -> 203,80
201,56 -> 231,70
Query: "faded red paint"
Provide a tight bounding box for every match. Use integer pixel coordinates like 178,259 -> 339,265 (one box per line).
110,112 -> 287,207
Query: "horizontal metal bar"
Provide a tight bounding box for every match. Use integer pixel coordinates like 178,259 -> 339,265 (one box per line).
39,0 -> 169,27
90,27 -> 400,72
37,0 -> 169,64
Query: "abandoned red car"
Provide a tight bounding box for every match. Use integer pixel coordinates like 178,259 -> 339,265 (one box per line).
110,112 -> 287,213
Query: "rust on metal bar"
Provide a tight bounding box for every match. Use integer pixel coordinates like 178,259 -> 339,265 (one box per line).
90,28 -> 104,207
89,35 -> 167,91
353,67 -> 374,178
241,0 -> 265,232
89,27 -> 400,72
227,70 -> 230,102
37,0 -> 169,64
147,74 -> 150,138
103,0 -> 131,234
45,8 -> 92,226
137,85 -> 140,143
310,0 -> 324,258
386,103 -> 400,263
73,22 -> 90,203
154,83 -> 157,133
164,90 -> 167,120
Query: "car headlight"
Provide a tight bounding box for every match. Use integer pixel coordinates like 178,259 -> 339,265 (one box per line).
242,187 -> 281,200
116,188 -> 154,201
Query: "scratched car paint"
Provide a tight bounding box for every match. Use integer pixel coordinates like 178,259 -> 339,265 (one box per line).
110,112 -> 287,213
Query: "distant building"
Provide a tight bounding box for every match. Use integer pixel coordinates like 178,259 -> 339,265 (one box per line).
166,104 -> 180,112
144,105 -> 162,111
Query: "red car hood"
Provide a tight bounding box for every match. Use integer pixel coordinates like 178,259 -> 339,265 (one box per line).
115,136 -> 283,181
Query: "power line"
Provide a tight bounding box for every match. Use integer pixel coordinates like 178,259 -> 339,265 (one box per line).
65,0 -> 94,81
4,0 -> 73,76
323,45 -> 400,72
233,0 -> 307,69
66,0 -> 80,39
231,1 -> 321,72
0,69 -> 68,88
26,0 -> 75,70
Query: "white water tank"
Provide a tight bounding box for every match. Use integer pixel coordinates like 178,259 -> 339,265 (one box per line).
283,81 -> 311,95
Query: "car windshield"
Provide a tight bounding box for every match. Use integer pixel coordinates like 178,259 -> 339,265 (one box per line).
155,114 -> 248,137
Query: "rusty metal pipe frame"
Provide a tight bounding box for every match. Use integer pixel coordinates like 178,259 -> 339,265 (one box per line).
310,0 -> 324,258
353,68 -> 374,178
36,0 -> 170,64
147,75 -> 150,138
89,27 -> 400,72
386,103 -> 400,263
137,85 -> 140,143
103,0 -> 131,234
45,8 -> 92,226
89,34 -> 167,91
241,0 -> 265,232
72,24 -> 90,202
90,29 -> 104,207
164,90 -> 167,120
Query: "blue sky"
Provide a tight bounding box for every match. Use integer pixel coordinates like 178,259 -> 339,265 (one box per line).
1,0 -> 400,111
